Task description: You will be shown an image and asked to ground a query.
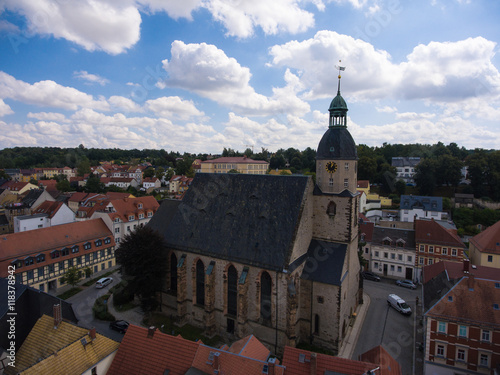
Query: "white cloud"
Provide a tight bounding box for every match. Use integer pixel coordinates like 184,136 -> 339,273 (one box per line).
161,41 -> 309,116
376,106 -> 397,113
108,96 -> 143,113
74,71 -> 110,86
0,20 -> 20,33
27,112 -> 67,121
2,0 -> 141,54
145,96 -> 204,120
395,112 -> 436,120
137,0 -> 202,19
0,71 -> 109,111
0,121 -> 38,147
0,99 -> 14,117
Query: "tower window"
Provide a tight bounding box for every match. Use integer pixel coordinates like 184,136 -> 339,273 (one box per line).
329,178 -> 333,187
327,201 -> 336,217
345,162 -> 349,170
344,179 -> 348,188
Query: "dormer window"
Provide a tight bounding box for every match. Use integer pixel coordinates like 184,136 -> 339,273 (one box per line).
128,215 -> 134,221
95,239 -> 103,247
138,213 -> 144,219
114,218 -> 120,223
147,211 -> 153,217
36,254 -> 45,263
51,250 -> 60,259
104,237 -> 111,245
61,247 -> 69,256
24,256 -> 34,266
71,245 -> 79,254
84,242 -> 91,250
382,237 -> 392,246
138,203 -> 143,209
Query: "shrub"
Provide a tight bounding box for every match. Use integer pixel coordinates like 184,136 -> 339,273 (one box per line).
113,286 -> 134,306
92,294 -> 116,321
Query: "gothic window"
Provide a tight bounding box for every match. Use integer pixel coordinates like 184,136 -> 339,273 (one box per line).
314,314 -> 320,334
260,271 -> 272,324
227,266 -> 238,316
196,259 -> 205,306
327,201 -> 336,217
170,253 -> 177,295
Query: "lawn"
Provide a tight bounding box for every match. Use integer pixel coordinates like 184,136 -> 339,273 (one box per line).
57,287 -> 83,300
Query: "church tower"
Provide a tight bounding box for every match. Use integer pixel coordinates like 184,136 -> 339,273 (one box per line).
316,71 -> 357,195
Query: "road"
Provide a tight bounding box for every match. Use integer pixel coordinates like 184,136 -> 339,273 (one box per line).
67,272 -> 125,342
352,278 -> 420,375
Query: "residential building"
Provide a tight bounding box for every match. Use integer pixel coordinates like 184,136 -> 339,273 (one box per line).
5,313 -> 119,375
415,219 -> 467,282
454,193 -> 474,208
0,278 -> 78,352
282,345 -> 401,375
423,272 -> 500,375
4,168 -> 21,181
142,177 -> 161,190
14,201 -> 75,232
3,189 -> 55,231
356,180 -> 370,195
169,175 -> 193,195
19,168 -> 37,183
365,226 -> 416,281
0,219 -> 116,292
149,81 -> 361,354
399,195 -> 445,222
469,220 -> 500,268
102,177 -> 139,189
392,157 -> 420,184
0,181 -> 39,195
91,196 -> 159,245
127,165 -> 146,183
0,214 -> 9,234
200,156 -> 269,174
192,158 -> 202,173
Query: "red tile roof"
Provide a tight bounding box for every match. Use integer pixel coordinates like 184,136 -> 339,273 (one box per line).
191,344 -> 284,375
1,181 -> 29,191
38,179 -> 58,191
359,346 -> 402,375
108,196 -> 159,222
469,219 -> 500,255
201,156 -> 268,164
415,219 -> 466,248
226,335 -> 270,361
426,277 -> 500,326
422,260 -> 500,284
31,200 -> 63,218
282,346 -> 376,375
357,180 -> 370,189
360,220 -> 375,242
107,325 -> 201,375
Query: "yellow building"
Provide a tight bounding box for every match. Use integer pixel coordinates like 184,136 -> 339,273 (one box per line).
366,192 -> 392,207
469,220 -> 500,268
200,156 -> 269,174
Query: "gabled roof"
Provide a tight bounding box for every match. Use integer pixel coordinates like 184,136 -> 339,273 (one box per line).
400,195 -> 442,211
301,240 -> 347,286
38,179 -> 58,190
190,344 -> 284,375
282,346 -> 377,375
7,315 -> 118,375
359,346 -> 402,375
391,157 -> 420,168
107,325 -> 201,375
469,219 -> 500,255
21,189 -> 46,207
154,173 -> 310,271
32,201 -> 64,218
201,156 -> 268,164
0,219 -> 113,261
1,181 -> 29,191
108,196 -> 159,222
425,277 -> 500,327
359,219 -> 374,242
415,219 -> 465,248
371,226 -> 415,248
357,180 -> 369,189
225,335 -> 270,361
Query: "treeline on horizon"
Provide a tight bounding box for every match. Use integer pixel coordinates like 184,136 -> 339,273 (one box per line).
0,142 -> 499,201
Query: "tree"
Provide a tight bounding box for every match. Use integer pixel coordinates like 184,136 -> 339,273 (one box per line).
358,156 -> 377,181
269,154 -> 286,170
394,180 -> 406,196
436,154 -> 462,187
56,179 -> 71,192
227,169 -> 240,173
143,168 -> 155,178
115,226 -> 168,312
414,159 -> 437,196
77,159 -> 91,176
85,173 -> 105,193
61,267 -> 81,287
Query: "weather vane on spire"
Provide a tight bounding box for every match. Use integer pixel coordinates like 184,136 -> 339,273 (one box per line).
335,60 -> 345,94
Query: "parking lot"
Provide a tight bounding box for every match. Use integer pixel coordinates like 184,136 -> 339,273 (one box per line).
352,278 -> 422,375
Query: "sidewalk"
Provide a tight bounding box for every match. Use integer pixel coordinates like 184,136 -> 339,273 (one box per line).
107,293 -> 147,328
337,292 -> 371,359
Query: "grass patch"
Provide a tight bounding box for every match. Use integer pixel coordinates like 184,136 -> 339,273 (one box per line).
92,293 -> 116,321
296,341 -> 337,356
57,287 -> 83,300
144,313 -> 223,347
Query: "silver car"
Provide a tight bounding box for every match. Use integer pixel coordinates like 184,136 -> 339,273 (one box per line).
396,279 -> 416,289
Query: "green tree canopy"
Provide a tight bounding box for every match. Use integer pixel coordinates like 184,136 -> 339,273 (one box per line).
115,226 -> 168,311
60,267 -> 81,287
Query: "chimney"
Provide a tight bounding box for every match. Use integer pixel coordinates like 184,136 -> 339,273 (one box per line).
268,357 -> 276,375
213,352 -> 220,370
310,352 -> 317,375
53,304 -> 62,329
147,326 -> 156,338
468,274 -> 475,290
463,259 -> 470,273
89,327 -> 96,341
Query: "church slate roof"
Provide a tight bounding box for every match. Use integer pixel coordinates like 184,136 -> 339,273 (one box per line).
316,127 -> 357,160
154,173 -> 310,271
301,240 -> 347,286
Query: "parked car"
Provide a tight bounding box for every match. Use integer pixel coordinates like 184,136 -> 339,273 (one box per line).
109,320 -> 129,333
396,279 -> 416,289
361,271 -> 381,282
387,294 -> 412,315
96,277 -> 113,289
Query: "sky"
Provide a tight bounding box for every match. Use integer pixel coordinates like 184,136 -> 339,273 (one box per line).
0,0 -> 499,154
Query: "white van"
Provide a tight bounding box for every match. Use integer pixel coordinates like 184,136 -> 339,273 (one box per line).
96,277 -> 113,289
387,294 -> 412,315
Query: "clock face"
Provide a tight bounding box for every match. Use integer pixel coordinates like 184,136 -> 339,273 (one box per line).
326,161 -> 337,173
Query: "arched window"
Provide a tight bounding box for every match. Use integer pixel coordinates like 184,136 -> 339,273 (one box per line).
170,253 -> 177,296
327,201 -> 336,217
314,314 -> 320,334
227,266 -> 238,316
260,272 -> 272,323
196,259 -> 205,306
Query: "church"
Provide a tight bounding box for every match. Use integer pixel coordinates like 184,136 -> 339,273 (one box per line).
149,76 -> 362,355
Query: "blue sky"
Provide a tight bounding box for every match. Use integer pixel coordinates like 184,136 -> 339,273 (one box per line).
0,0 -> 499,153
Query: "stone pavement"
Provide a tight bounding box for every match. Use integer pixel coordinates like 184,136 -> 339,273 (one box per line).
337,292 -> 371,359
107,293 -> 146,327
